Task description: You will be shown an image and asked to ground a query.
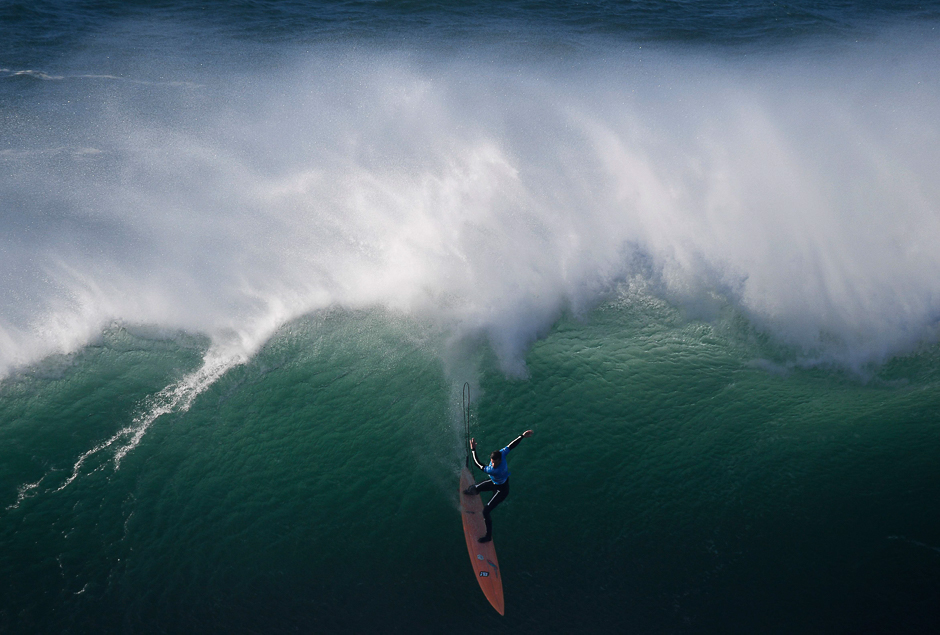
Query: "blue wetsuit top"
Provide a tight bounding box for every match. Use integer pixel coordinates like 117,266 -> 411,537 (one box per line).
484,446 -> 511,485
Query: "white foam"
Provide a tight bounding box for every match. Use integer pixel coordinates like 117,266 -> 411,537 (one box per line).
45,345 -> 244,495
1,32 -> 939,377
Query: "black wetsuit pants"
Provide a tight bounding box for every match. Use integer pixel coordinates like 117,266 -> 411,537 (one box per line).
471,479 -> 509,539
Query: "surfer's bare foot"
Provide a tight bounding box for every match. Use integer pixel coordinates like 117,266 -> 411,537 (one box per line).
478,535 -> 492,543
463,486 -> 477,495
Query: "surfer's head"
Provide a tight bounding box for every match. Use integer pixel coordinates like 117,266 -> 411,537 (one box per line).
490,451 -> 502,466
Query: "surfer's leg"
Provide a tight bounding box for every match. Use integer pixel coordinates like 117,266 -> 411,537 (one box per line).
465,480 -> 496,496
479,511 -> 494,543
482,486 -> 508,518
479,481 -> 509,542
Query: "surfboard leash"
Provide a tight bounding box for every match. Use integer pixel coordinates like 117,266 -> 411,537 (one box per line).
462,382 -> 471,468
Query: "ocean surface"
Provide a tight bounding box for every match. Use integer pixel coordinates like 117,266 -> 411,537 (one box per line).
2,1 -> 940,632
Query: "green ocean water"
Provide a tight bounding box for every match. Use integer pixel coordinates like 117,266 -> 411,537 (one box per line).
3,288 -> 940,633
4,1 -> 940,632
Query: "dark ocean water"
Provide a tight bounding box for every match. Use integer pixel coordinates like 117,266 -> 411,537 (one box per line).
2,2 -> 940,633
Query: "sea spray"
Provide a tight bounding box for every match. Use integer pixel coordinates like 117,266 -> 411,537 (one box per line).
3,36 -> 939,381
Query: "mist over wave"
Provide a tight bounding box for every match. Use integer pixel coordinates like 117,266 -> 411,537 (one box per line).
2,31 -> 939,377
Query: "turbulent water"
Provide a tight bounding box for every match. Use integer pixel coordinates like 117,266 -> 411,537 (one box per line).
2,1 -> 940,632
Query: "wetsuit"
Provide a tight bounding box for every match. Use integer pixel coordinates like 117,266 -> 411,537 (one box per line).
467,433 -> 526,541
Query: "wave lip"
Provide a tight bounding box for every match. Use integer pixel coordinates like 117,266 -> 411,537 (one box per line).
1,34 -> 939,376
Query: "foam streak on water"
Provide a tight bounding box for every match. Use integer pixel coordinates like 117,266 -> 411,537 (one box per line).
6,346 -> 244,508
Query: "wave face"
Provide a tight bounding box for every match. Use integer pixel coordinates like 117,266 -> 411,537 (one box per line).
3,3 -> 940,633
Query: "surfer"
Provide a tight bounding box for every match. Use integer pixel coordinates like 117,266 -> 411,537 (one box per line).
463,430 -> 534,543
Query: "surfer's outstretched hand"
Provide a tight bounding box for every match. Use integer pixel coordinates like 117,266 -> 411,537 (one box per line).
470,438 -> 477,450
523,430 -> 534,438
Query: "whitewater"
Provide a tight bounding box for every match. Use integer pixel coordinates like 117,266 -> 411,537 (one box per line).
3,34 -> 939,384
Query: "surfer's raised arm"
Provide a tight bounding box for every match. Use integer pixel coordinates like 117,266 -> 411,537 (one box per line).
469,437 -> 486,470
506,429 -> 534,450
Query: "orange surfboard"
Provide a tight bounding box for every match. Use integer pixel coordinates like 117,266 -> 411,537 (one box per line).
460,467 -> 505,615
